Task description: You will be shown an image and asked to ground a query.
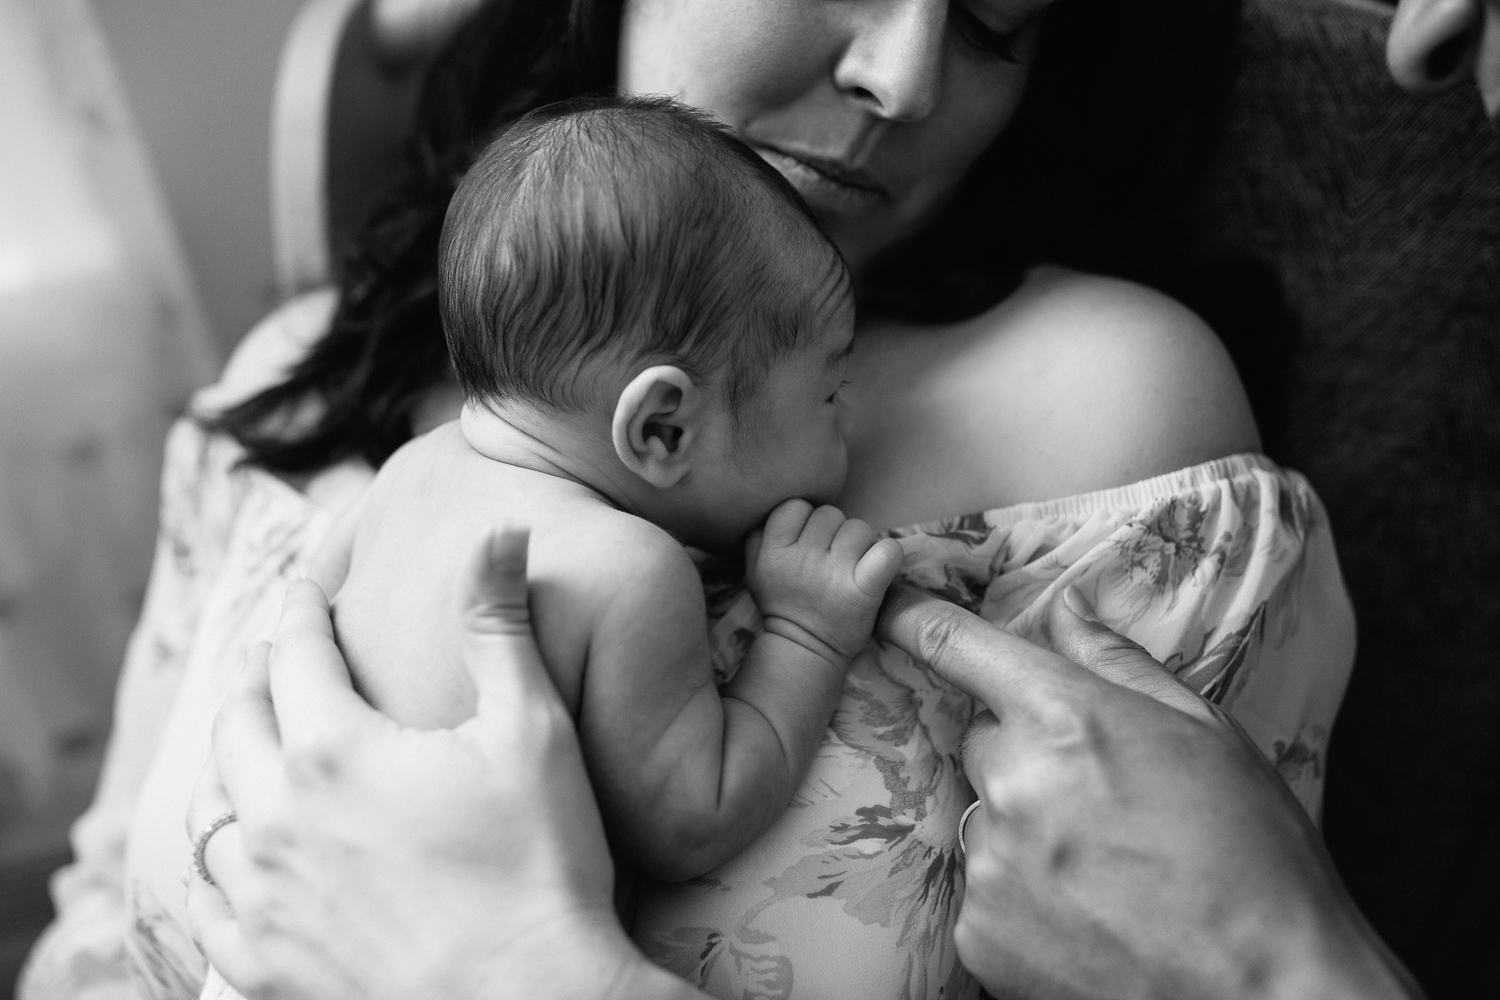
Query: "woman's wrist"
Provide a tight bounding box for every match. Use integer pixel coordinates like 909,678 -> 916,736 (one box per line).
1230,886 -> 1420,1000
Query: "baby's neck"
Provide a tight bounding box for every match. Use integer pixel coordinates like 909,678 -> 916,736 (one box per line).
459,401 -> 636,512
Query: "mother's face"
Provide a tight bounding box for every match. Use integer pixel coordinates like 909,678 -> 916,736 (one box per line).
619,0 -> 1053,271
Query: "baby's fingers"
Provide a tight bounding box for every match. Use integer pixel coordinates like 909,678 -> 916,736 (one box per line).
763,499 -> 814,547
797,505 -> 846,550
831,517 -> 879,562
744,529 -> 764,569
853,538 -> 905,598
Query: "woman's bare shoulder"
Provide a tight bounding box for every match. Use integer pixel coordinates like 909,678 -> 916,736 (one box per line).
978,267 -> 1261,497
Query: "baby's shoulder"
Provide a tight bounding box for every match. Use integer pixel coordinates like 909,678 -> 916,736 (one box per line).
543,508 -> 705,611
355,423 -> 703,614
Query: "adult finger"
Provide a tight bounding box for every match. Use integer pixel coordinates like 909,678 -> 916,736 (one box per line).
267,578 -> 379,746
209,643 -> 283,821
185,876 -> 262,998
457,527 -> 571,728
185,755 -> 257,924
1046,588 -> 1218,722
304,495 -> 365,599
877,583 -> 1080,720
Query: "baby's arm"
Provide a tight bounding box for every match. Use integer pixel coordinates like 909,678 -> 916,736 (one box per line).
582,501 -> 903,882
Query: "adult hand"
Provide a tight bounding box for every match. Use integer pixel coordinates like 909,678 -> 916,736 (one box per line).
877,584 -> 1422,1000
185,528 -> 700,1000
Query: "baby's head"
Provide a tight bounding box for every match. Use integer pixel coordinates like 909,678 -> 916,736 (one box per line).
440,95 -> 855,550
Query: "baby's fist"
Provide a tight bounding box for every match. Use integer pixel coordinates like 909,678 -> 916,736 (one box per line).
747,500 -> 905,663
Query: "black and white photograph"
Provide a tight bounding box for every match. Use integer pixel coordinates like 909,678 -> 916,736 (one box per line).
1,2 -> 1495,998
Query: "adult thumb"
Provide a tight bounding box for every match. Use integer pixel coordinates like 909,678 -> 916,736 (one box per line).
1047,586 -> 1214,720
459,525 -> 566,722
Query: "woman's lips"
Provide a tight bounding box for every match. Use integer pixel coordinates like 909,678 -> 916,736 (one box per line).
751,145 -> 888,217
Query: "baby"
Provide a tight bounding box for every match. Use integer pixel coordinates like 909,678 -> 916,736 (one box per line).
332,95 -> 904,882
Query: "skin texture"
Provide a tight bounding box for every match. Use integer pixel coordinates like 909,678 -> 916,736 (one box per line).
877,586 -> 1421,1000
335,319 -> 900,880
189,534 -> 1421,1000
1388,0 -> 1500,123
186,0 -> 1280,995
619,0 -> 1048,272
391,0 -> 1263,532
188,532 -> 701,1000
180,3 -> 1490,996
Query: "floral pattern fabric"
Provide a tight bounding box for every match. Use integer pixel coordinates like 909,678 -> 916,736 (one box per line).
635,456 -> 1354,1000
19,292 -> 1355,1000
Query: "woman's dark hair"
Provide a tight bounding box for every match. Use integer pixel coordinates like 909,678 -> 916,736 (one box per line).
210,0 -> 1257,473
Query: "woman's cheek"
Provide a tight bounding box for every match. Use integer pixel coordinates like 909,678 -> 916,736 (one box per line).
891,60 -> 1027,218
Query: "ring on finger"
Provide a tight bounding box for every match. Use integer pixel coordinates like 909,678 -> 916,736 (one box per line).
192,811 -> 239,887
957,799 -> 982,860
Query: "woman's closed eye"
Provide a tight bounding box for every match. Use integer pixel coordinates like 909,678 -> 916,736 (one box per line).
949,1 -> 1026,64
828,378 -> 853,404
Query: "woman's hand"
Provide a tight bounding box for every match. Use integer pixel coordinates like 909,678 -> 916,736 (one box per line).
185,528 -> 699,1000
877,585 -> 1421,1000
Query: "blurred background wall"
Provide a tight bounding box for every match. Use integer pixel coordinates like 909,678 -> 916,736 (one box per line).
94,0 -> 306,354
2,1 -> 306,991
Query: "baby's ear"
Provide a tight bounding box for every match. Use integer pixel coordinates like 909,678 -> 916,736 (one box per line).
611,366 -> 702,489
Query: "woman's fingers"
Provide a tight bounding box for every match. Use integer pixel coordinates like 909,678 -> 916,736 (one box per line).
209,642 -> 284,820
267,578 -> 380,746
304,496 -> 365,599
185,874 -> 261,997
1046,588 -> 1218,723
457,527 -> 571,733
185,752 -> 258,924
877,583 -> 1077,724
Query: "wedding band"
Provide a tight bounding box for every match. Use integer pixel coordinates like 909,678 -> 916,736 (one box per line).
192,811 -> 239,887
957,799 -> 982,860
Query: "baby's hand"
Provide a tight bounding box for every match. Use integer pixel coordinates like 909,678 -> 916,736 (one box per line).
746,500 -> 905,666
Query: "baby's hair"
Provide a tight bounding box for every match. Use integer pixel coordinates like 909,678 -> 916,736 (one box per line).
439,93 -> 850,415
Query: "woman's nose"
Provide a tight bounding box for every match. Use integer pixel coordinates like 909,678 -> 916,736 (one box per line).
1387,0 -> 1483,92
832,0 -> 945,123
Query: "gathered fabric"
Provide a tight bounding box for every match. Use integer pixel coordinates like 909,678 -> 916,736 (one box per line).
634,453 -> 1353,1000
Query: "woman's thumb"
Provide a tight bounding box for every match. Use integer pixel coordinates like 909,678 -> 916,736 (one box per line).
459,526 -> 562,719
464,526 -> 534,634
1047,586 -> 1210,717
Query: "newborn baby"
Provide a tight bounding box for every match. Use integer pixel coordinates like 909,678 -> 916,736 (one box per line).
333,95 -> 904,881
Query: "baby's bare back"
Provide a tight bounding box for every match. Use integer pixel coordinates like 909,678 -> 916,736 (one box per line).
333,421 -> 634,727
334,420 -> 892,882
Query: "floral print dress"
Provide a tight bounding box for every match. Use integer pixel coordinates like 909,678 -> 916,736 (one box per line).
634,456 -> 1353,1000
19,292 -> 1355,1000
